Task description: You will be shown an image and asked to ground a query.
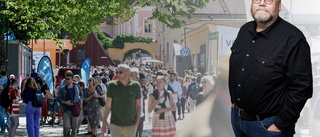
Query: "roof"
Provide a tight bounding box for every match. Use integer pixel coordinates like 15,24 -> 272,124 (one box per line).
193,0 -> 246,15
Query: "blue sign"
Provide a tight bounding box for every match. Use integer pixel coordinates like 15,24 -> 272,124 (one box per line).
37,56 -> 54,95
81,58 -> 91,87
180,47 -> 191,56
4,33 -> 15,40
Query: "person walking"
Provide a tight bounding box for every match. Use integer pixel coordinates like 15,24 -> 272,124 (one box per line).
229,0 -> 313,136
0,70 -> 9,134
177,77 -> 187,119
101,64 -> 141,137
148,75 -> 177,137
22,77 -> 41,137
196,75 -> 215,106
5,78 -> 21,137
83,77 -> 102,137
166,72 -> 182,121
58,73 -> 83,137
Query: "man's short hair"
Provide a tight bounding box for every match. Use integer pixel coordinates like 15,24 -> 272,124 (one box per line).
65,73 -> 74,78
170,72 -> 176,77
191,77 -> 197,81
156,71 -> 164,76
139,73 -> 145,79
130,67 -> 139,74
118,64 -> 131,72
1,70 -> 6,76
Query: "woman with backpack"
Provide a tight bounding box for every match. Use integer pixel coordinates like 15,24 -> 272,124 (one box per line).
22,77 -> 41,137
5,78 -> 21,137
148,76 -> 176,137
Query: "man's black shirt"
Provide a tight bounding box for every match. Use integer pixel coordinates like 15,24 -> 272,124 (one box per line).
229,17 -> 313,131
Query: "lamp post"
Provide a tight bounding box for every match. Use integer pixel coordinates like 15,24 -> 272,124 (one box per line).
5,0 -> 9,71
159,31 -> 165,61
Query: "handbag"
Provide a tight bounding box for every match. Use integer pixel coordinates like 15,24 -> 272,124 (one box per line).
96,85 -> 106,106
65,85 -> 81,117
72,102 -> 81,117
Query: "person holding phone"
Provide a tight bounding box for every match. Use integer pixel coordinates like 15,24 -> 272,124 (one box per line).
57,73 -> 83,137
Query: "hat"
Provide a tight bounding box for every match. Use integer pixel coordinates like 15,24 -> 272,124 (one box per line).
74,74 -> 80,78
10,74 -> 15,78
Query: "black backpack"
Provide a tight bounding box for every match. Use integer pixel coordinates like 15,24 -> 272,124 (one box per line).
0,86 -> 11,109
32,83 -> 44,107
190,83 -> 200,100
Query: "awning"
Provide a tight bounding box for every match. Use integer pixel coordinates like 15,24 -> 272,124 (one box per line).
142,59 -> 164,64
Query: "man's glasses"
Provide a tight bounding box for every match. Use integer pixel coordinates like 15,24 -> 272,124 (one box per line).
252,0 -> 274,5
116,71 -> 123,74
65,78 -> 71,81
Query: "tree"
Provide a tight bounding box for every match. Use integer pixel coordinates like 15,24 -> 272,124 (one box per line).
0,0 -> 209,67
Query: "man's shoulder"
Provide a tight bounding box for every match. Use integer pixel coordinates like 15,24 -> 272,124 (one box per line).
277,18 -> 305,38
240,20 -> 255,30
108,80 -> 119,86
129,80 -> 141,87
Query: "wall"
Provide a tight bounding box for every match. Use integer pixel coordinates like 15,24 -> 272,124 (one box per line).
29,39 -> 73,68
107,42 -> 158,62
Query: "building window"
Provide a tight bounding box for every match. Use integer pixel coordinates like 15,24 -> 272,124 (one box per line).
144,18 -> 153,33
77,50 -> 85,60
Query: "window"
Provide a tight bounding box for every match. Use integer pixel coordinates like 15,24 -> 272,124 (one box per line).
77,50 -> 85,60
144,18 -> 153,33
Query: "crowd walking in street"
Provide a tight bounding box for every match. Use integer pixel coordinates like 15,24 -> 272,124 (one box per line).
0,60 -> 219,137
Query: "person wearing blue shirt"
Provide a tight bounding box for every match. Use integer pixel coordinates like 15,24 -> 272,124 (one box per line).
0,70 -> 9,134
58,73 -> 83,137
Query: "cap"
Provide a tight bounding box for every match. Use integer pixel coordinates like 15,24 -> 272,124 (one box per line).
74,74 -> 80,78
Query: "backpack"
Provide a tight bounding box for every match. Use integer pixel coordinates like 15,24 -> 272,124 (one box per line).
32,89 -> 44,107
0,86 -> 11,108
190,84 -> 200,100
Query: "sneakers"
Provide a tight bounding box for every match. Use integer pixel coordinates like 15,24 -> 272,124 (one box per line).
85,132 -> 92,135
178,115 -> 182,120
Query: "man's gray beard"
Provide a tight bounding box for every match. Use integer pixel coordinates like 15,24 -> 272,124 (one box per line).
253,11 -> 272,23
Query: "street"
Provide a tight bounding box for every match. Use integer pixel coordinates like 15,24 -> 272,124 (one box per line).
1,103 -> 191,137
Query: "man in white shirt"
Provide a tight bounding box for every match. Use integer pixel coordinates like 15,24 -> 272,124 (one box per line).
165,72 -> 182,121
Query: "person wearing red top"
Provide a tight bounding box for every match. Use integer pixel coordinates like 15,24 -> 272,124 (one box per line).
5,79 -> 20,137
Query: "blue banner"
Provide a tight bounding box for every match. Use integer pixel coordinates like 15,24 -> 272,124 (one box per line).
81,58 -> 90,87
37,56 -> 54,95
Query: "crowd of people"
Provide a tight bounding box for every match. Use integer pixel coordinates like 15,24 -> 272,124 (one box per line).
0,63 -> 217,137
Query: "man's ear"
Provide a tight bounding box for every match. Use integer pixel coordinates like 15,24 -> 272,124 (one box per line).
278,0 -> 282,11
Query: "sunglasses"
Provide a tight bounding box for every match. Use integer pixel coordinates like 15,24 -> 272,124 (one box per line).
65,78 -> 71,81
116,71 -> 123,74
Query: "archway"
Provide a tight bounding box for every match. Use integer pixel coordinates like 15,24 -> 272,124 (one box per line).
123,48 -> 152,62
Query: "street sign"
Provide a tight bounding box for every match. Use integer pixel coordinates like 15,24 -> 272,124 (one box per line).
180,47 -> 191,56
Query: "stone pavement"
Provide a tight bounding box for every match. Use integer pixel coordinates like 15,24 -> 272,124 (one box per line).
0,104 -> 191,137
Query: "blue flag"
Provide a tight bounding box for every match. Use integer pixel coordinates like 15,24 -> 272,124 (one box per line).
37,56 -> 54,95
81,58 -> 91,87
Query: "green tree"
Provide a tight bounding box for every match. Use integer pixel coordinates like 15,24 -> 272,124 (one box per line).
0,0 -> 209,67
